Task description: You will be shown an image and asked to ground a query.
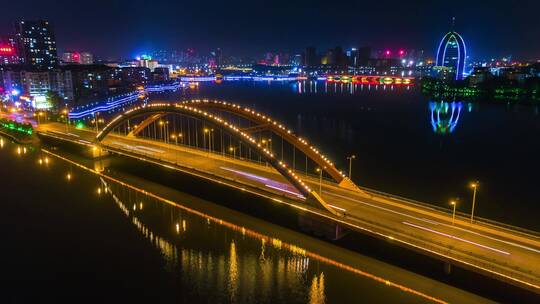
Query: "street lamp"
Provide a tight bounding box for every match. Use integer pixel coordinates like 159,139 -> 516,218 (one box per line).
159,120 -> 165,140
209,129 -> 214,153
204,128 -> 213,154
204,128 -> 209,150
229,146 -> 236,158
346,154 -> 356,179
36,112 -> 45,125
316,166 -> 326,197
450,200 -> 458,225
171,133 -> 183,145
63,109 -> 69,132
93,112 -> 100,133
470,181 -> 479,223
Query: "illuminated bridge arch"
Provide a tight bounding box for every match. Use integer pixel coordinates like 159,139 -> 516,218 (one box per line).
436,31 -> 467,80
96,102 -> 349,215
126,99 -> 359,192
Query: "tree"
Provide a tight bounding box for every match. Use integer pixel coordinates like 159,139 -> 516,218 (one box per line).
45,91 -> 63,112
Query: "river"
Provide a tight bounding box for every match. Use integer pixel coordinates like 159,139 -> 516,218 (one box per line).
171,80 -> 540,231
0,135 -> 493,303
3,79 -> 537,302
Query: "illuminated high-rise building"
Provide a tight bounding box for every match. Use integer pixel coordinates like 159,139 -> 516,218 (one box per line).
62,52 -> 94,65
303,47 -> 318,67
15,20 -> 58,70
211,48 -> 222,67
62,52 -> 79,64
435,28 -> 467,80
80,52 -> 93,65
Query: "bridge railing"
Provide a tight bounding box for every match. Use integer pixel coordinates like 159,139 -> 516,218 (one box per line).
102,141 -> 307,202
358,185 -> 540,239
340,208 -> 540,288
52,124 -> 540,239
110,132 -> 280,169
111,130 -> 540,238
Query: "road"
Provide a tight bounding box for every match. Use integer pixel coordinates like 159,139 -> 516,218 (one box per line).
36,122 -> 540,293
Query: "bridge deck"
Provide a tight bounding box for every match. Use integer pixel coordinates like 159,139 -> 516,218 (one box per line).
36,122 -> 540,294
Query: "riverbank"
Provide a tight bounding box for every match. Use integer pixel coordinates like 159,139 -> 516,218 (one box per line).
421,77 -> 540,102
33,129 -> 540,302
0,127 -> 38,145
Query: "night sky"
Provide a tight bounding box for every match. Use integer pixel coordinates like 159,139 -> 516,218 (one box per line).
1,0 -> 539,60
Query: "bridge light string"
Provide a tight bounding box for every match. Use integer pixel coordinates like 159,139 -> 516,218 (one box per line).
97,102 -> 313,194
182,99 -> 348,180
97,99 -> 355,196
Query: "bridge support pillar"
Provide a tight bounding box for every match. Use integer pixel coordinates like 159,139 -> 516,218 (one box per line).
338,177 -> 365,193
86,145 -> 109,159
444,262 -> 452,274
300,192 -> 348,240
298,211 -> 348,241
305,191 -> 342,216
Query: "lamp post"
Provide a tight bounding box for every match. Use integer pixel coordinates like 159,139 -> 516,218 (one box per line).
229,146 -> 237,159
470,181 -> 479,223
171,133 -> 182,145
165,121 -> 169,144
36,112 -> 44,125
450,200 -> 457,225
63,109 -> 69,132
204,128 -> 211,155
204,128 -> 213,151
261,138 -> 271,166
316,166 -> 326,197
211,129 -> 214,151
159,120 -> 164,141
346,154 -> 356,179
94,112 -> 100,134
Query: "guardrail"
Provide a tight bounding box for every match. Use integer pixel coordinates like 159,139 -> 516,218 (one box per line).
39,132 -> 540,292
39,127 -> 540,240
358,185 -> 540,239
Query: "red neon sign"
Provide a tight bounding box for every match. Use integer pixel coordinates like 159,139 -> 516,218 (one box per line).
0,46 -> 14,55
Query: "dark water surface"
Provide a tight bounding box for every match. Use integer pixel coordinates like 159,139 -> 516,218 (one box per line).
0,137 -> 492,303
171,81 -> 540,231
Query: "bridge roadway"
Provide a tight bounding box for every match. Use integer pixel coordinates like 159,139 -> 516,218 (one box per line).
36,122 -> 540,294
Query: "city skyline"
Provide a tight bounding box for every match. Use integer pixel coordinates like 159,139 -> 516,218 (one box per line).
1,2 -> 540,302
1,0 -> 539,60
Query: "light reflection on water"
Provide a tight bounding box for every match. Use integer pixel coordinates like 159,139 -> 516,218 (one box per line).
100,176 -> 325,303
429,101 -> 463,135
49,149 -> 447,304
177,81 -> 540,230
291,81 -> 412,95
309,272 -> 326,304
0,135 -> 493,303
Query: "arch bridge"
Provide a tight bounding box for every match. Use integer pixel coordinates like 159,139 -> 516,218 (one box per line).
96,101 -> 362,215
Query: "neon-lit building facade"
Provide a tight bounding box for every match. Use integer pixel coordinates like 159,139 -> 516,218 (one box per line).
0,37 -> 19,65
436,32 -> 466,80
